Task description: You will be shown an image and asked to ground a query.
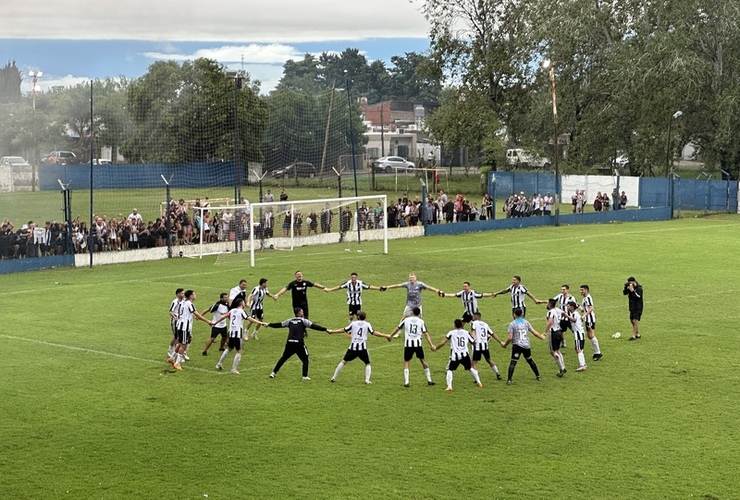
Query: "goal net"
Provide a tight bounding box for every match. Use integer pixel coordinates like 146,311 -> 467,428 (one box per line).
195,194 -> 388,267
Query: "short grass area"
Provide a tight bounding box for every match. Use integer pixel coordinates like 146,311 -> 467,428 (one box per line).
1,216 -> 739,499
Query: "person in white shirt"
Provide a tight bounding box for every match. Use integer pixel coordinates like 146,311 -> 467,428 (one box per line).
327,311 -> 392,384
127,208 -> 143,223
213,298 -> 264,374
388,307 -> 436,387
434,318 -> 482,391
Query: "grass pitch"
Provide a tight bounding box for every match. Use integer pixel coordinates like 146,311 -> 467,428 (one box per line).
1,216 -> 739,499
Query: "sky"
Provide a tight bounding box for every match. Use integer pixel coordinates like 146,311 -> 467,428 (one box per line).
0,0 -> 432,94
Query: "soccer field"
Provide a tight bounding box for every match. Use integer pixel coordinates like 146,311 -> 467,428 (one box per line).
1,216 -> 739,499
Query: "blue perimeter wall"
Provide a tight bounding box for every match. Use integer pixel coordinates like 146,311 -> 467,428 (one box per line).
424,207 -> 672,237
0,255 -> 74,275
38,162 -> 245,191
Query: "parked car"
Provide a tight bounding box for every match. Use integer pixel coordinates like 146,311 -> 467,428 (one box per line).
270,162 -> 317,179
505,148 -> 551,169
372,156 -> 415,173
613,153 -> 630,169
92,158 -> 112,165
41,151 -> 78,165
0,156 -> 30,167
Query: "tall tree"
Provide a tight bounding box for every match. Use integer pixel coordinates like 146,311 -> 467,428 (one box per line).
0,61 -> 22,103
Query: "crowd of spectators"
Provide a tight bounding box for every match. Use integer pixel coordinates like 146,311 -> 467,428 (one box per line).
503,192 -> 555,218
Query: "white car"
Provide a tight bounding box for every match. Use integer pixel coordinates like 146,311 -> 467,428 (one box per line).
372,156 -> 415,173
506,149 -> 551,169
0,156 -> 30,167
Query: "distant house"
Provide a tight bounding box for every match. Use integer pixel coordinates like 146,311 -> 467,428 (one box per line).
361,99 -> 439,161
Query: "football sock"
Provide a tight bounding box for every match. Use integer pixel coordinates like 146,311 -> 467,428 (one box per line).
590,337 -> 601,354
167,347 -> 175,358
557,352 -> 565,371
333,362 -> 344,380
577,352 -> 586,367
404,369 -> 410,385
175,353 -> 182,365
526,358 -> 540,377
424,367 -> 432,383
507,360 -> 517,381
365,364 -> 372,383
446,370 -> 453,388
218,349 -> 230,365
471,368 -> 481,385
491,364 -> 500,375
232,353 -> 242,371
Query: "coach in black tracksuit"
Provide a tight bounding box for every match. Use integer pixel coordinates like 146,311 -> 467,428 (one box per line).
268,307 -> 329,380
276,271 -> 326,319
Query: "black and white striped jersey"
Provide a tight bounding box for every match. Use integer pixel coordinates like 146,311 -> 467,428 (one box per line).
208,300 -> 230,328
445,328 -> 473,361
344,320 -> 374,350
555,293 -> 578,311
470,319 -> 493,351
568,311 -> 585,340
249,286 -> 269,312
176,300 -> 195,332
456,290 -> 483,316
169,298 -> 182,326
398,316 -> 427,347
340,280 -> 370,306
546,307 -> 564,332
506,284 -> 529,308
581,294 -> 596,324
229,309 -> 250,337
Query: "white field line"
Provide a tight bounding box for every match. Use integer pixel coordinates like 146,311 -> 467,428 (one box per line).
0,334 -> 397,375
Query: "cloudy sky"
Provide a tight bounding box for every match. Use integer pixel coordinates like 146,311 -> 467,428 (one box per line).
1,0 -> 431,93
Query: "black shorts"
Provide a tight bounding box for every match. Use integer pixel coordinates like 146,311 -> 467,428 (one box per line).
250,309 -> 264,320
511,344 -> 532,361
630,310 -> 642,321
573,336 -> 585,352
343,349 -> 370,364
559,319 -> 571,332
447,355 -> 471,371
462,311 -> 475,323
403,346 -> 426,362
548,330 -> 563,351
348,304 -> 362,316
472,349 -> 490,361
584,318 -> 596,330
171,321 -> 177,337
227,336 -> 243,351
175,328 -> 191,344
210,326 -> 227,339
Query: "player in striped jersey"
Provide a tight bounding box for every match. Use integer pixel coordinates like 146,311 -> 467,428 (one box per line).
327,311 -> 392,384
324,272 -> 382,322
167,288 -> 184,359
554,285 -> 578,348
545,299 -> 567,377
501,307 -> 546,384
388,307 -> 436,387
563,301 -> 588,371
439,282 -> 493,324
493,276 -> 545,318
201,292 -> 229,356
245,278 -> 277,340
434,318 -> 482,391
213,298 -> 265,374
167,290 -> 213,371
470,312 -> 504,380
579,285 -> 602,361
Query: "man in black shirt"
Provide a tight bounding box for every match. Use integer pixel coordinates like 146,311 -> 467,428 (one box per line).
623,277 -> 644,340
276,271 -> 326,319
267,307 -> 330,380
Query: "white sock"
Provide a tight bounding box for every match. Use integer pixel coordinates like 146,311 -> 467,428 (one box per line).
558,352 -> 566,370
167,346 -> 175,357
471,368 -> 481,385
232,352 -> 242,370
365,364 -> 372,383
491,364 -> 499,375
424,367 -> 432,383
577,352 -> 586,367
175,353 -> 182,365
446,370 -> 453,388
590,337 -> 601,354
333,362 -> 344,380
184,344 -> 189,354
218,349 -> 230,366
404,368 -> 410,385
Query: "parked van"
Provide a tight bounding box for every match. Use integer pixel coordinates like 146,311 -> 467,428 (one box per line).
506,149 -> 551,169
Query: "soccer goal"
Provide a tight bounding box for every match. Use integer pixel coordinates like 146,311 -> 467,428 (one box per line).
247,194 -> 388,267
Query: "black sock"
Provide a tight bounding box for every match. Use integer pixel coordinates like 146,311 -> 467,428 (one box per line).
526,358 -> 540,377
507,360 -> 517,381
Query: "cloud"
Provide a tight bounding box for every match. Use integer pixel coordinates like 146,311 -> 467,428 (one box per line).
22,74 -> 92,93
1,0 -> 429,42
141,43 -> 303,65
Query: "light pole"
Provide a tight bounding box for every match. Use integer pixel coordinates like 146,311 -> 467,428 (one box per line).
29,70 -> 42,192
665,110 -> 683,177
542,59 -> 560,226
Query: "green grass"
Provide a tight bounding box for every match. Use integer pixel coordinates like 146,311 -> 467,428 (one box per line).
1,216 -> 739,499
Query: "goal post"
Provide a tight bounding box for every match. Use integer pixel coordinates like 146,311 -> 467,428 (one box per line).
248,194 -> 388,267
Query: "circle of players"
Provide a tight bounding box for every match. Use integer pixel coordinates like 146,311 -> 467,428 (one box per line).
166,273 -> 602,390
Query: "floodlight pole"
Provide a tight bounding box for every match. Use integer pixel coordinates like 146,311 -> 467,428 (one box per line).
88,81 -> 94,268
233,75 -> 243,205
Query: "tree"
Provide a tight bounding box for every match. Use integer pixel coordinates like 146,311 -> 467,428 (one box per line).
0,61 -> 22,104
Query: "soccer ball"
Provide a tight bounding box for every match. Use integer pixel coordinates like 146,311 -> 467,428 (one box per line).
612,332 -> 621,339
